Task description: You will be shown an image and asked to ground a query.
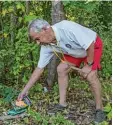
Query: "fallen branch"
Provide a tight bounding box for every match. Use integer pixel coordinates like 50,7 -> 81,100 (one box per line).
70,66 -> 81,71
63,62 -> 82,72
0,113 -> 28,121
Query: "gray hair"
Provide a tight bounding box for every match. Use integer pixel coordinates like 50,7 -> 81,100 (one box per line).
28,19 -> 50,34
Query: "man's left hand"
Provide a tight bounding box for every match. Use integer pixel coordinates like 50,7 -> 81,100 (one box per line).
80,65 -> 92,78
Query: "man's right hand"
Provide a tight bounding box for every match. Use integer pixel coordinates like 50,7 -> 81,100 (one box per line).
17,67 -> 44,101
17,91 -> 28,101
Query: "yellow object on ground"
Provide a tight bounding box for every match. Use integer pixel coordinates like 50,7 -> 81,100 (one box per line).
15,100 -> 27,107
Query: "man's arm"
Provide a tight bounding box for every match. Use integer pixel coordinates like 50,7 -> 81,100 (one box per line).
18,67 -> 44,100
86,42 -> 94,64
80,42 -> 94,78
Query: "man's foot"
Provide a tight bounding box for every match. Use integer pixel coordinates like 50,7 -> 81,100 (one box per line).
47,104 -> 67,115
94,109 -> 106,124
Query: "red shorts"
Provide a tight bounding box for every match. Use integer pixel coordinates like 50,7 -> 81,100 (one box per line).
63,36 -> 103,70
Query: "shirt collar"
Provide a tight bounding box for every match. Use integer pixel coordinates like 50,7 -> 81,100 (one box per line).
51,26 -> 61,43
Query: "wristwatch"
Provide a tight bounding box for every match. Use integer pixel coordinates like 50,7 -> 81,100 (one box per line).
87,61 -> 94,66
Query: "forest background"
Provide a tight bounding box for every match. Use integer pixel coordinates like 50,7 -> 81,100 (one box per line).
0,1 -> 112,125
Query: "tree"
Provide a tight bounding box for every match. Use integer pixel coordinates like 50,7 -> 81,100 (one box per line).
44,1 -> 66,91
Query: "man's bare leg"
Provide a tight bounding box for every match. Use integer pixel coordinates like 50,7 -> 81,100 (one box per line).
57,62 -> 70,106
87,70 -> 103,110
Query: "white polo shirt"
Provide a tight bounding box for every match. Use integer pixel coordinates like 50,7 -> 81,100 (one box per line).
38,20 -> 97,68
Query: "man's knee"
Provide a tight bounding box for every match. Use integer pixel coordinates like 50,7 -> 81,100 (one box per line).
57,63 -> 69,76
87,70 -> 98,83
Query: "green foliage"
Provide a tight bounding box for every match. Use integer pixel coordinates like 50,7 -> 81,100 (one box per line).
63,1 -> 99,12
0,84 -> 18,103
33,83 -> 43,92
9,26 -> 39,84
0,1 -> 41,84
100,32 -> 112,79
104,103 -> 112,121
24,15 -> 37,23
63,1 -> 99,24
28,108 -> 75,125
98,121 -> 109,125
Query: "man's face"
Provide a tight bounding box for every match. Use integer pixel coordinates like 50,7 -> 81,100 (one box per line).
29,28 -> 54,45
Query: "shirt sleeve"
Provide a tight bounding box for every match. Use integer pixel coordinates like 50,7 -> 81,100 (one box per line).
69,24 -> 97,50
38,45 -> 54,68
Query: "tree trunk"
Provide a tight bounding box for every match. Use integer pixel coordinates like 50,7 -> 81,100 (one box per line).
44,1 -> 66,90
51,1 -> 66,23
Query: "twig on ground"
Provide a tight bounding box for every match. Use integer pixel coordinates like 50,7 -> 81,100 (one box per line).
0,113 -> 28,121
